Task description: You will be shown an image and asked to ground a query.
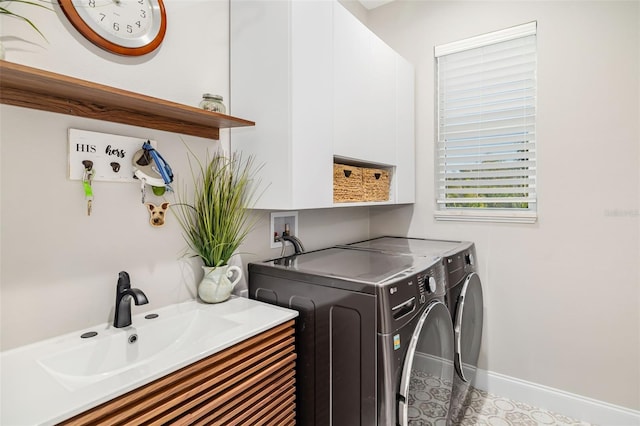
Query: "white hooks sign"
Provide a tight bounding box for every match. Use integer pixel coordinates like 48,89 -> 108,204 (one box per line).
68,128 -> 157,182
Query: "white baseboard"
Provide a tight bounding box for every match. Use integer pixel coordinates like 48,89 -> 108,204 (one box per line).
473,369 -> 640,425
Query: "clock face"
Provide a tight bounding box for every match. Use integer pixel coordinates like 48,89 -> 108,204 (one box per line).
59,0 -> 167,56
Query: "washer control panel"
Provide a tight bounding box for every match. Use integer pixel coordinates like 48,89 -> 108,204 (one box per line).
416,273 -> 438,303
379,259 -> 446,334
418,260 -> 446,301
446,244 -> 477,286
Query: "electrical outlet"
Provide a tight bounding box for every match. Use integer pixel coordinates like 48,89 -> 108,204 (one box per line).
270,211 -> 299,249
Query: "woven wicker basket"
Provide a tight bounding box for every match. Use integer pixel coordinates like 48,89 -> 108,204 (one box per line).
363,168 -> 390,202
333,163 -> 364,203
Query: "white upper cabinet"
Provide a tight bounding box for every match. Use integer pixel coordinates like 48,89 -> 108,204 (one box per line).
230,0 -> 334,210
230,0 -> 414,210
333,4 -> 396,165
395,55 -> 416,204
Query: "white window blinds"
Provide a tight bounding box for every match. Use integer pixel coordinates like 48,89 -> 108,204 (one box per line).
435,22 -> 537,223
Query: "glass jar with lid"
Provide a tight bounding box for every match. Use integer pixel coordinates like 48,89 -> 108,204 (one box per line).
199,93 -> 226,114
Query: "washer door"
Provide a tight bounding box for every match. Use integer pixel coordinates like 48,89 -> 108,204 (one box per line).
398,301 -> 454,426
454,272 -> 484,383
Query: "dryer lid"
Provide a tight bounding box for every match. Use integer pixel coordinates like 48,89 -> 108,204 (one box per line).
266,248 -> 438,285
343,236 -> 472,258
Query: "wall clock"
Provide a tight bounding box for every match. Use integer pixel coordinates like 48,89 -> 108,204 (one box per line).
58,0 -> 167,56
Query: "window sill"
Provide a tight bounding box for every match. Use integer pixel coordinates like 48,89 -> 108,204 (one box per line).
434,210 -> 537,224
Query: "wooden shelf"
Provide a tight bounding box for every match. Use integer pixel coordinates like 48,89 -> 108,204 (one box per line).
0,60 -> 255,140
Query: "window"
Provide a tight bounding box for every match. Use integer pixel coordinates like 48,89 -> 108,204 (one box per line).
435,22 -> 537,223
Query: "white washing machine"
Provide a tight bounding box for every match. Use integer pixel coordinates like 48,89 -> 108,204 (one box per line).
342,237 -> 484,424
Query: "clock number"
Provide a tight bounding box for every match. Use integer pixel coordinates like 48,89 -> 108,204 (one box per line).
126,24 -> 133,33
138,0 -> 144,4
113,22 -> 119,31
135,21 -> 141,28
99,13 -> 106,22
88,0 -> 95,7
140,9 -> 147,18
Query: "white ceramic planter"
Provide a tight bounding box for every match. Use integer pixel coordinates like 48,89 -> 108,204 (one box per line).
198,265 -> 242,303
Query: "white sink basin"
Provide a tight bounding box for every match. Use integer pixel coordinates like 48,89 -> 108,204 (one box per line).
37,309 -> 240,390
1,296 -> 298,426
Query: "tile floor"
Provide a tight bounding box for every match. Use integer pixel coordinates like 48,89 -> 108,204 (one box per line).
457,387 -> 594,426
407,370 -> 594,425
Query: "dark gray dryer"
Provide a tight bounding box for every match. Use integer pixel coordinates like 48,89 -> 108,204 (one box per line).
342,237 -> 484,424
248,247 -> 455,425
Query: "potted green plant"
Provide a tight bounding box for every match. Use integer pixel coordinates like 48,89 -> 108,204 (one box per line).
173,150 -> 260,303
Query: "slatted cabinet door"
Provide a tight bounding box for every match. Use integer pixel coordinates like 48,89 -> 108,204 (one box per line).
59,321 -> 296,426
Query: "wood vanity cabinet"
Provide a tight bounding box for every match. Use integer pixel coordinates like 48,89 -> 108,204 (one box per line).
230,0 -> 415,209
59,321 -> 296,426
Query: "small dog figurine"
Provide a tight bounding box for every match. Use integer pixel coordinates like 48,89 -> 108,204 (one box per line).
146,202 -> 170,227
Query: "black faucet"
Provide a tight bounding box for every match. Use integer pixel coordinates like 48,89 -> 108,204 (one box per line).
114,271 -> 149,328
277,235 -> 305,256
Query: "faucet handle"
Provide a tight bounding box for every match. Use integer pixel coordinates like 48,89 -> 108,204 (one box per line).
117,271 -> 131,290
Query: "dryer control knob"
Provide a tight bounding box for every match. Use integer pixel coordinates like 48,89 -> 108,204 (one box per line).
465,253 -> 474,266
427,276 -> 437,293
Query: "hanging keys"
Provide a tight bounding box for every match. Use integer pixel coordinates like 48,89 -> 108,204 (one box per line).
140,178 -> 147,204
82,161 -> 94,216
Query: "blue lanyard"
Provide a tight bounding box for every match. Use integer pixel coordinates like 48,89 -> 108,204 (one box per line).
142,141 -> 174,189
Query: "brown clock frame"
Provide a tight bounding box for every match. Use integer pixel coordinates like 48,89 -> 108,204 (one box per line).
58,0 -> 167,56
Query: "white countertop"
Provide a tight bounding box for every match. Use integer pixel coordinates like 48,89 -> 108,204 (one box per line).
0,297 -> 297,426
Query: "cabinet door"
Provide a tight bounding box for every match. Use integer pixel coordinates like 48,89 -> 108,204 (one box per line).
333,3 -> 369,161
333,4 -> 396,166
291,0 -> 334,209
231,0 -> 293,209
394,55 -> 415,204
231,0 -> 333,209
369,33 -> 397,164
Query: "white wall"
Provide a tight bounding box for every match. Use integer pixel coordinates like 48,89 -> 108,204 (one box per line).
366,0 -> 640,411
0,0 -> 231,350
0,1 -> 371,350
